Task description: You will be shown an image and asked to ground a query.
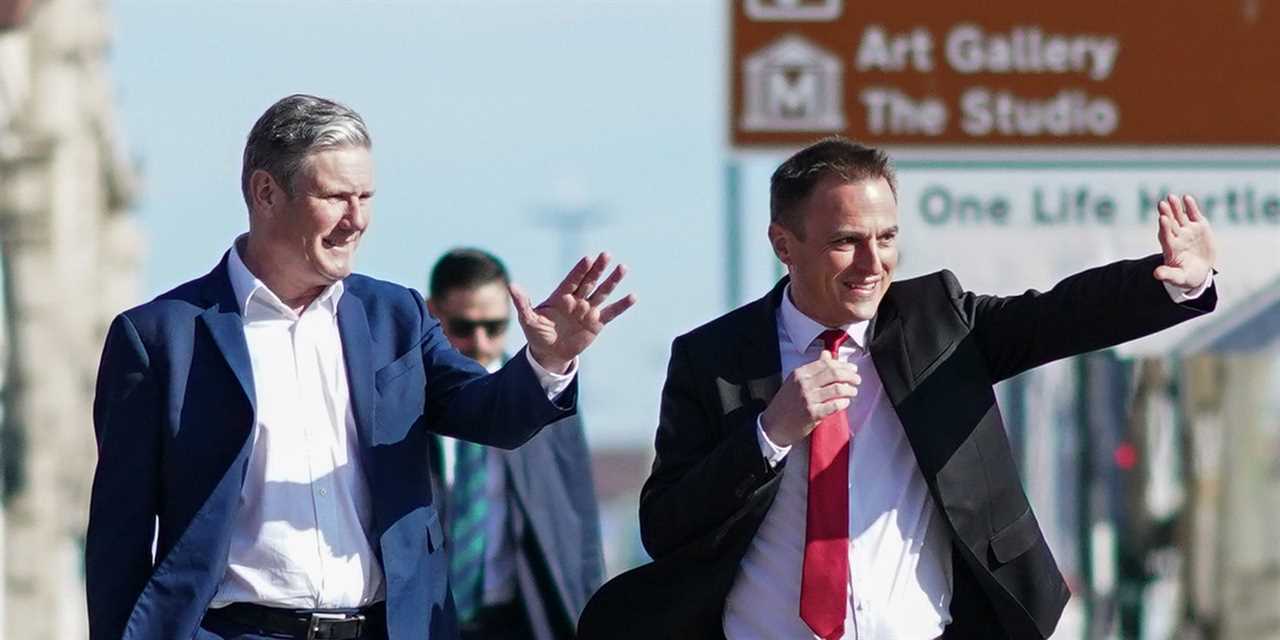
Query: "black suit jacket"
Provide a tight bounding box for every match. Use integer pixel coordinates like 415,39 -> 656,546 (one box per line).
579,255 -> 1214,639
431,409 -> 604,640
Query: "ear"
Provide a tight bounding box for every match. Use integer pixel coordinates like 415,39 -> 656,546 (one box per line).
249,169 -> 285,216
426,297 -> 440,319
768,222 -> 796,268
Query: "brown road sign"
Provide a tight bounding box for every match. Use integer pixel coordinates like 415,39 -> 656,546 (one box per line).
731,0 -> 1280,147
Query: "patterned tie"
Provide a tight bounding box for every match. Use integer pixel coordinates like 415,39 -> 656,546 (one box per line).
800,329 -> 851,639
448,440 -> 488,623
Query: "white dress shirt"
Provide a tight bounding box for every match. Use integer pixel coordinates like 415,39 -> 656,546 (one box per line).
724,286 -> 952,639
212,238 -> 574,609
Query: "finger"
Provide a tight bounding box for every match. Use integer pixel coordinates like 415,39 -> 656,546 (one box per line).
550,256 -> 592,299
1157,199 -> 1175,226
1157,214 -> 1178,247
807,362 -> 860,387
598,294 -> 636,325
1170,194 -> 1190,226
1183,194 -> 1203,222
813,397 -> 851,419
587,264 -> 626,307
507,283 -> 539,326
573,252 -> 611,298
812,382 -> 858,403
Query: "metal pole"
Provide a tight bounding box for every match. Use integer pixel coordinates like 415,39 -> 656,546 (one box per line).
724,158 -> 742,310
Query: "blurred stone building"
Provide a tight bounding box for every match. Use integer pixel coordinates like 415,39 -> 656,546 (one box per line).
0,0 -> 140,637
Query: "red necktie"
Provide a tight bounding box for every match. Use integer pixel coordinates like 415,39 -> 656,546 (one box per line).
800,329 -> 851,639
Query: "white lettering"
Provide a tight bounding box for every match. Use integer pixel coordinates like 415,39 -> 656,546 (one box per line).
767,72 -> 819,118
959,87 -> 1119,137
945,24 -> 1120,80
855,25 -> 934,72
859,88 -> 947,135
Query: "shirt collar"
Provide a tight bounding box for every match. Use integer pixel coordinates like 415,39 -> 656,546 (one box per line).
778,283 -> 870,356
227,234 -> 344,318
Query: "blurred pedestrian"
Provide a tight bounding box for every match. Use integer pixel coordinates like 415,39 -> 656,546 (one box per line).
427,248 -> 605,640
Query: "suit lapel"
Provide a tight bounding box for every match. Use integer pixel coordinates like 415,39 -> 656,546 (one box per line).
337,290 -> 377,488
198,257 -> 256,416
732,279 -> 787,407
870,289 -> 945,477
868,293 -> 911,410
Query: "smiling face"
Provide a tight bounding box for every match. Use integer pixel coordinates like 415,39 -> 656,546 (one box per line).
769,175 -> 899,326
246,145 -> 374,303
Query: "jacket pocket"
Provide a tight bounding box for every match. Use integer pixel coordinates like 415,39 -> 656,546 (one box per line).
989,507 -> 1040,565
375,349 -> 421,390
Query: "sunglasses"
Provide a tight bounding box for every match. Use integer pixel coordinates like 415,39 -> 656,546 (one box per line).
444,317 -> 510,338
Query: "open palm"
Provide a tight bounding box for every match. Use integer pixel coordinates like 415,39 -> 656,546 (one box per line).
1154,194 -> 1216,290
509,252 -> 636,373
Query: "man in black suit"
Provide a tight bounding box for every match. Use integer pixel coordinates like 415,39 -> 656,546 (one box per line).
427,248 -> 605,640
579,138 -> 1216,639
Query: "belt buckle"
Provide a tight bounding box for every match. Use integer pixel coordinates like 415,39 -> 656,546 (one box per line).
306,612 -> 363,640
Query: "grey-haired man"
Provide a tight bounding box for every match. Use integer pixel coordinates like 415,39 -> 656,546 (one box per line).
85,94 -> 633,640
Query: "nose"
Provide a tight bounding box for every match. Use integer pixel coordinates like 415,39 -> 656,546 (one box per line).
855,239 -> 883,273
344,195 -> 370,231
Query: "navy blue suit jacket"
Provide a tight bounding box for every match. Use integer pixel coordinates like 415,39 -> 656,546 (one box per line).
85,256 -> 576,640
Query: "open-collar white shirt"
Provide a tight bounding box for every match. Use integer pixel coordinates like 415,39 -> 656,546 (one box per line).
724,286 -> 953,639
213,239 -> 575,609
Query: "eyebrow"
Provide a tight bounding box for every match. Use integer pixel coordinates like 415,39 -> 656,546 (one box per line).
830,225 -> 899,239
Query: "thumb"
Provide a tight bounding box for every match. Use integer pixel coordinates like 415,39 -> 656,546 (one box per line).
1153,265 -> 1182,285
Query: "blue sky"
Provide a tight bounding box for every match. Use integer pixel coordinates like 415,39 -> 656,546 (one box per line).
108,0 -> 1280,449
111,0 -> 729,449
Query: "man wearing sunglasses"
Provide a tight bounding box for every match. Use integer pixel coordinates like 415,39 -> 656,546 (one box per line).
427,248 -> 604,640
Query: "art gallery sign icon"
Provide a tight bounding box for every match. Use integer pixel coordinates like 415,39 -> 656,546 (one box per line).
745,0 -> 842,22
741,35 -> 846,132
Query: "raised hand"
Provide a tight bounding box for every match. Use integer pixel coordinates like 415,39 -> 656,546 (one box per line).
509,252 -> 636,374
760,352 -> 861,448
1154,194 -> 1216,290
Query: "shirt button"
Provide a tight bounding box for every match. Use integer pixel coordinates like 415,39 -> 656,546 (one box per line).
319,488 -> 328,497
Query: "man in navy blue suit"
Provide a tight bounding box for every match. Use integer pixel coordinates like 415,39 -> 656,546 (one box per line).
85,94 -> 634,640
426,248 -> 604,640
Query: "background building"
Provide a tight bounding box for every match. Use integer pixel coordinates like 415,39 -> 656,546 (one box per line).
0,0 -> 141,636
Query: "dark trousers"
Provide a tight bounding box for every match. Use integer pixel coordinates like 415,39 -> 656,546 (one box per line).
459,601 -> 534,640
942,547 -> 1010,640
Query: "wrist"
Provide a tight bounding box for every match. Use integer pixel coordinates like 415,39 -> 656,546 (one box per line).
760,413 -> 794,448
529,346 -> 571,374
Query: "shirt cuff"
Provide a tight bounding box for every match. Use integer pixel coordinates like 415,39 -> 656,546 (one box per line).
1163,272 -> 1214,304
525,348 -> 577,401
755,416 -> 791,468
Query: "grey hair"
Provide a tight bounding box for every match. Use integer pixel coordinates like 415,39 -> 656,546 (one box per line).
240,94 -> 371,209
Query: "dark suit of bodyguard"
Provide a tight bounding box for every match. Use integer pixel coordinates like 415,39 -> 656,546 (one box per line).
84,95 -> 634,640
425,249 -> 605,639
580,138 -> 1217,639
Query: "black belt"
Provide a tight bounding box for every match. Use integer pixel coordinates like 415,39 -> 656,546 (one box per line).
205,601 -> 386,640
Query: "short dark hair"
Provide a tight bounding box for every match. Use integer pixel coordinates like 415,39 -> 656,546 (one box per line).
429,248 -> 510,300
770,137 -> 897,238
